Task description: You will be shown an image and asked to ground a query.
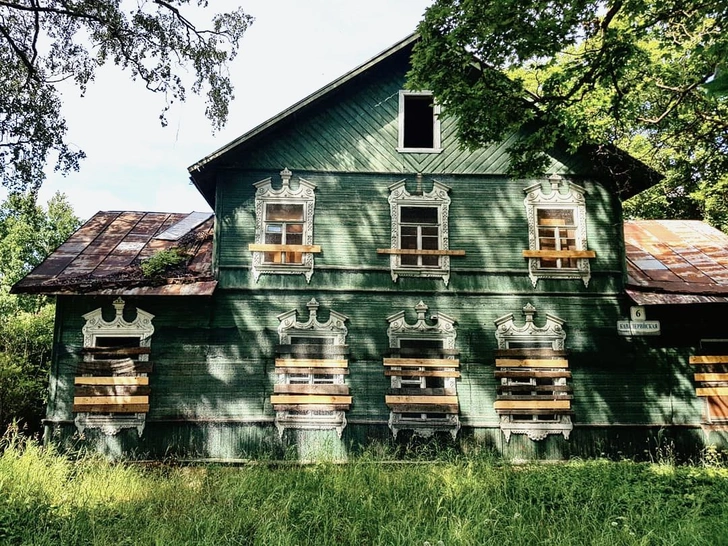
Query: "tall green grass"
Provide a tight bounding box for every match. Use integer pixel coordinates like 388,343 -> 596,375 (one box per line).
1,433 -> 727,545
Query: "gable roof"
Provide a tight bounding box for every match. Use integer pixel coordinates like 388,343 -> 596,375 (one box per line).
11,211 -> 216,296
187,33 -> 661,209
624,220 -> 728,304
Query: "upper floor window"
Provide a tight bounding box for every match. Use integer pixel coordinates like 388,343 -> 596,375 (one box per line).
397,91 -> 442,153
377,176 -> 464,286
522,175 -> 595,287
249,168 -> 320,283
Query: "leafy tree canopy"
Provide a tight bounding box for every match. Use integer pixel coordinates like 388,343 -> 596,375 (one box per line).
409,0 -> 728,223
0,1 -> 253,192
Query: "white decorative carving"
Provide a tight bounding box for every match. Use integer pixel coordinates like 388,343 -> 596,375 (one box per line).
386,301 -> 460,439
523,175 -> 591,287
77,298 -> 154,437
387,177 -> 452,285
252,168 -> 317,283
494,304 -> 572,442
275,299 -> 349,437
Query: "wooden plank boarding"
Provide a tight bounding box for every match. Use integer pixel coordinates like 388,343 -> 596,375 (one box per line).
273,384 -> 349,395
495,370 -> 572,379
494,349 -> 567,358
81,346 -> 151,356
270,395 -> 352,405
385,369 -> 461,378
383,358 -> 459,368
494,399 -> 571,410
75,361 -> 153,375
275,358 -> 348,368
248,243 -> 321,253
495,358 -> 568,368
389,404 -> 459,414
695,387 -> 728,397
74,385 -> 150,397
75,376 -> 149,386
73,404 -> 150,414
690,355 -> 728,365
385,395 -> 458,405
73,395 -> 149,406
694,373 -> 728,382
275,367 -> 350,375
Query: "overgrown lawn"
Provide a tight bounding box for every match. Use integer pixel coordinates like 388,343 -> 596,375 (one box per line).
1,436 -> 727,545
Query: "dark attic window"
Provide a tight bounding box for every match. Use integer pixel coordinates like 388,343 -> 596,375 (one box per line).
398,92 -> 441,152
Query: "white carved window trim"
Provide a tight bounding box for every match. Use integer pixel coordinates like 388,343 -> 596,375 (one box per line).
250,168 -> 318,283
273,299 -> 350,437
385,301 -> 460,439
380,177 -> 460,286
76,298 -> 154,436
397,91 -> 442,153
494,303 -> 572,442
523,175 -> 594,287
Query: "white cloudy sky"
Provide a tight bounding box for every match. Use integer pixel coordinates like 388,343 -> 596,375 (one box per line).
33,0 -> 433,220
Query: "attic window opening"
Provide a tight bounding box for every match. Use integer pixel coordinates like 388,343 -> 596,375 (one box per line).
398,91 -> 441,153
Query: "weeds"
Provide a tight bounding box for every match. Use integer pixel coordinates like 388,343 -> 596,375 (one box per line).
0,429 -> 727,545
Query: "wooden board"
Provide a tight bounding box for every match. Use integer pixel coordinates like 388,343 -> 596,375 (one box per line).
494,399 -> 571,410
75,361 -> 153,375
383,358 -> 459,368
690,355 -> 728,365
269,395 -> 352,405
706,396 -> 728,422
694,373 -> 728,382
498,385 -> 572,393
73,395 -> 149,405
275,367 -> 349,375
74,376 -> 149,385
387,388 -> 457,396
387,348 -> 460,357
495,370 -> 572,379
81,346 -> 151,356
494,349 -> 567,358
73,404 -> 150,414
273,384 -> 349,395
522,249 -> 596,259
385,395 -> 458,405
248,243 -> 321,253
695,387 -> 728,397
272,404 -> 351,411
388,404 -> 459,414
74,385 -> 151,397
276,344 -> 349,356
385,369 -> 461,378
495,358 -> 568,368
275,358 -> 348,368
376,248 -> 466,256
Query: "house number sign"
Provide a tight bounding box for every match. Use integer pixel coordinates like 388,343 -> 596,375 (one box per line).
617,306 -> 660,336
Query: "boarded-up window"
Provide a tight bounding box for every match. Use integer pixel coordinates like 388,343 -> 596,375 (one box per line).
264,203 -> 305,264
537,208 -> 578,268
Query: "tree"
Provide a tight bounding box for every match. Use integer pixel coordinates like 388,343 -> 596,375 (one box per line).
0,192 -> 81,432
0,1 -> 253,192
409,1 -> 728,223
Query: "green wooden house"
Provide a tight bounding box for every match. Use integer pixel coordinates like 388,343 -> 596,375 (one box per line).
14,35 -> 728,460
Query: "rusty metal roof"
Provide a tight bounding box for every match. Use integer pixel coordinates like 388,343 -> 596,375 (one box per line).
11,211 -> 216,296
624,220 -> 728,305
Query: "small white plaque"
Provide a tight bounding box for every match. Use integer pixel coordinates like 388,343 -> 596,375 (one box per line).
630,306 -> 646,322
617,320 -> 660,336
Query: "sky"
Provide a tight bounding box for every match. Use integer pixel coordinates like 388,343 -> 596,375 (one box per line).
32,0 -> 434,220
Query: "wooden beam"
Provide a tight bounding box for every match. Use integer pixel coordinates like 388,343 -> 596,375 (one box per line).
494,400 -> 571,410
274,367 -> 349,375
385,369 -> 461,378
389,404 -> 459,414
696,387 -> 728,397
76,361 -> 153,375
377,248 -> 465,256
248,244 -> 321,253
73,395 -> 149,405
385,395 -> 458,405
495,370 -> 572,379
73,404 -> 150,413
494,349 -> 567,358
383,358 -> 459,368
495,358 -> 568,368
387,388 -> 456,396
273,384 -> 349,395
270,395 -> 352,405
690,355 -> 728,365
694,373 -> 728,382
74,376 -> 149,386
275,358 -> 348,368
522,249 -> 596,259
74,385 -> 150,397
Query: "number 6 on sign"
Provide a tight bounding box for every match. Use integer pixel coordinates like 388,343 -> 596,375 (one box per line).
630,306 -> 646,322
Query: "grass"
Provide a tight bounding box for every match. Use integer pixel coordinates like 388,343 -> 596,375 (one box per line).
1,433 -> 727,545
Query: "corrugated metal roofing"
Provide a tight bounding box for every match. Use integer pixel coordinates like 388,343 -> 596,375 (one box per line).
11,211 -> 216,296
624,220 -> 728,305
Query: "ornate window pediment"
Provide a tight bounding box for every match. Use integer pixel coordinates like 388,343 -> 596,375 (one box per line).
249,168 -> 319,283
523,175 -> 595,287
494,304 -> 573,442
378,177 -> 463,286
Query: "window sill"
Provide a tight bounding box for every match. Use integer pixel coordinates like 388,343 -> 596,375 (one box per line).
396,147 -> 443,154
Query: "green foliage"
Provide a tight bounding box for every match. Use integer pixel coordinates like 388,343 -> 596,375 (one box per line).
410,1 -> 728,226
1,434 -> 728,545
0,2 -> 253,192
0,192 -> 80,432
140,247 -> 189,278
